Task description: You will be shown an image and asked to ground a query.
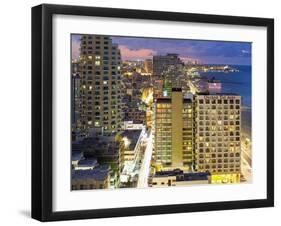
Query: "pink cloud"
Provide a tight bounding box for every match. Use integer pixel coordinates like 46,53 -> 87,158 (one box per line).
119,45 -> 156,60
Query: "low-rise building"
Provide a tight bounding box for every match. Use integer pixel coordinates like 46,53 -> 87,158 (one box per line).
123,121 -> 145,130
71,150 -> 83,168
76,159 -> 98,170
71,168 -> 110,190
72,135 -> 122,188
121,129 -> 145,166
151,169 -> 210,187
207,79 -> 222,94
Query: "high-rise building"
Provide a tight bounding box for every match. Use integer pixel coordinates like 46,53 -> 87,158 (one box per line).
124,107 -> 146,124
153,90 -> 242,184
144,59 -> 153,74
71,59 -> 82,142
153,79 -> 164,99
154,88 -> 194,170
194,95 -> 241,183
71,64 -> 81,127
153,53 -> 183,78
79,35 -> 123,135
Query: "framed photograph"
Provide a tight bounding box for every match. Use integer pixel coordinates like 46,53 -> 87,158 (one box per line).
32,4 -> 274,221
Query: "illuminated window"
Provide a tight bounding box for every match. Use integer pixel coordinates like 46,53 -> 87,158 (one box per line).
229,126 -> 235,131
95,61 -> 101,66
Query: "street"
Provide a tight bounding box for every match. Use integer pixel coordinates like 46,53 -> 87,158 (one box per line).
241,142 -> 252,167
137,131 -> 153,188
241,144 -> 252,183
241,155 -> 252,183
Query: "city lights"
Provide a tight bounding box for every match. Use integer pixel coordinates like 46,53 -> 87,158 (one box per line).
71,34 -> 252,191
122,137 -> 131,148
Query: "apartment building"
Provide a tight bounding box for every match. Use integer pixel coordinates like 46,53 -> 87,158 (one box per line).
153,53 -> 183,78
154,88 -> 194,170
194,94 -> 241,183
79,35 -> 123,135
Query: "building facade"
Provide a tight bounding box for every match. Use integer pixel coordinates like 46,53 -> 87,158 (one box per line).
151,169 -> 210,187
124,107 -> 146,124
207,79 -> 222,94
79,35 -> 123,135
121,129 -> 144,166
153,53 -> 183,78
194,95 -> 241,183
71,169 -> 110,190
153,79 -> 164,99
154,88 -> 194,170
71,73 -> 81,128
71,59 -> 82,131
144,59 -> 153,74
153,90 -> 242,184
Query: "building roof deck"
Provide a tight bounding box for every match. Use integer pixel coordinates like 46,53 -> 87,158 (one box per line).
77,159 -> 98,167
72,168 -> 109,181
154,169 -> 210,181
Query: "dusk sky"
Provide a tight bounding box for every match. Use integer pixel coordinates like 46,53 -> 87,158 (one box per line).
72,34 -> 251,65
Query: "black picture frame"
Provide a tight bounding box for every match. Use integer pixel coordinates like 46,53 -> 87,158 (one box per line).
32,4 -> 274,222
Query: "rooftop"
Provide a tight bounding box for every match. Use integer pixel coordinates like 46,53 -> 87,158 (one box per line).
72,150 -> 83,162
208,79 -> 221,83
154,169 -> 210,181
121,129 -> 142,150
182,172 -> 211,181
72,168 -> 109,181
73,135 -> 119,156
156,98 -> 171,103
77,158 -> 98,167
197,93 -> 240,96
172,87 -> 182,92
156,97 -> 192,103
155,169 -> 183,176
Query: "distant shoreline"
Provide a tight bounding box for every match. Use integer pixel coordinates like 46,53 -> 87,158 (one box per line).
241,105 -> 251,110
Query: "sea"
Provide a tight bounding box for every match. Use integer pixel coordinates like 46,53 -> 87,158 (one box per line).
200,65 -> 252,137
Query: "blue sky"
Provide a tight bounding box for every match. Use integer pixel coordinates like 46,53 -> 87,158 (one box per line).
72,35 -> 251,65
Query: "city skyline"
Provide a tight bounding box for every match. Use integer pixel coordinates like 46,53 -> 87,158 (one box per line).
71,34 -> 252,190
72,34 -> 251,65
